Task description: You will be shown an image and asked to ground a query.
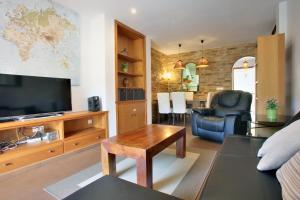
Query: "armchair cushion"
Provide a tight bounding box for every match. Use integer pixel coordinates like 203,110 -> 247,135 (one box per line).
197,116 -> 225,132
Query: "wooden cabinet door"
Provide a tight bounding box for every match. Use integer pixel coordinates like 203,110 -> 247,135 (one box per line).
133,101 -> 146,129
118,103 -> 134,134
256,34 -> 285,116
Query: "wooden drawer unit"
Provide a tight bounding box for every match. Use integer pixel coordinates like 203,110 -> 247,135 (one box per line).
64,129 -> 105,153
117,101 -> 146,134
0,141 -> 63,173
0,111 -> 108,173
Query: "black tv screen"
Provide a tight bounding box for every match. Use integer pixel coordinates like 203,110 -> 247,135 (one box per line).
0,74 -> 72,119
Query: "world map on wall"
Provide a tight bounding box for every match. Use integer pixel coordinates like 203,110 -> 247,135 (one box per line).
0,0 -> 80,85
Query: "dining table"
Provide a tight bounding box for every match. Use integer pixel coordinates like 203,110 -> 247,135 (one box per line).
153,99 -> 207,108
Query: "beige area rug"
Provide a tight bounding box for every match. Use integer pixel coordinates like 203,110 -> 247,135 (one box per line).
45,148 -> 216,200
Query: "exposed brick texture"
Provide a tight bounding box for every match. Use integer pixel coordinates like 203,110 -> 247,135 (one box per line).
152,43 -> 257,100
151,43 -> 257,121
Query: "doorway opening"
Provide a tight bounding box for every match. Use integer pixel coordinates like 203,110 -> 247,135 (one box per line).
232,56 -> 256,121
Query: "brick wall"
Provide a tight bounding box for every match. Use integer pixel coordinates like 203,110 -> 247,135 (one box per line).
151,43 -> 257,121
152,43 -> 257,100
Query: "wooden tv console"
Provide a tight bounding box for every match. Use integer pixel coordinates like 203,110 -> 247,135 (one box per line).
0,111 -> 108,173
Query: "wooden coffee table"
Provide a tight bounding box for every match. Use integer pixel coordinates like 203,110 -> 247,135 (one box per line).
101,125 -> 186,188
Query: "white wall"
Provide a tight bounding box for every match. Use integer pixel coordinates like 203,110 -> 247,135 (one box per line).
146,37 -> 152,124
287,0 -> 300,114
71,15 -> 105,112
71,14 -> 106,112
104,15 -> 117,136
278,1 -> 288,34
277,0 -> 300,114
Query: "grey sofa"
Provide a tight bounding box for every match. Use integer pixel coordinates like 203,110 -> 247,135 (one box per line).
200,136 -> 282,200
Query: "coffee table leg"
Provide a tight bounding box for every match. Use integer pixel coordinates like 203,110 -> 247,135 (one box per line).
101,144 -> 116,176
176,132 -> 186,158
136,155 -> 153,188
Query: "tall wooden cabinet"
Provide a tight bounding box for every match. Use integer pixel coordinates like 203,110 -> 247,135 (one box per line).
115,21 -> 147,134
256,34 -> 286,116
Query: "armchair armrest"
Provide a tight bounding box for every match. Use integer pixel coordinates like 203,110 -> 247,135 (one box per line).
192,108 -> 215,116
224,114 -> 241,136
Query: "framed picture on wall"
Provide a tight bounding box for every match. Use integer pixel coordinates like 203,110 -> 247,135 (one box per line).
182,63 -> 199,92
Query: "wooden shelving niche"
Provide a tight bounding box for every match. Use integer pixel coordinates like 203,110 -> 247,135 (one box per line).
115,20 -> 147,134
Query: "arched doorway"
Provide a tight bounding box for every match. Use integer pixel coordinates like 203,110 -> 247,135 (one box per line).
233,56 -> 256,121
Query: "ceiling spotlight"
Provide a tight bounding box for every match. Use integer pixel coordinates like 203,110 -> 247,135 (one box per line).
131,8 -> 137,14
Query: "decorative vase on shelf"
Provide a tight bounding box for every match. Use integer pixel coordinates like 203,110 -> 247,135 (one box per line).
121,63 -> 129,73
266,109 -> 277,121
122,78 -> 129,87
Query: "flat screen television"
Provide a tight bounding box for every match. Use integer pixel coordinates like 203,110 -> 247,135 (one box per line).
0,74 -> 72,120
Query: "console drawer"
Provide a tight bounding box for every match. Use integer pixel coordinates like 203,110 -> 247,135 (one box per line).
64,131 -> 104,153
0,141 -> 63,173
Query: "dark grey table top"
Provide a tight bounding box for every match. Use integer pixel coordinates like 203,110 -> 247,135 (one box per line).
63,176 -> 181,200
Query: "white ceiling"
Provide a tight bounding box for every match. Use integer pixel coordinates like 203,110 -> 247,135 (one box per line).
55,0 -> 281,55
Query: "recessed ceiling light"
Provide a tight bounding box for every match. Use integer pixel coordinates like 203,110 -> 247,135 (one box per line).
131,8 -> 137,14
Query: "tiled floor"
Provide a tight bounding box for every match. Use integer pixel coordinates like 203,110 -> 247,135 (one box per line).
0,124 -> 221,200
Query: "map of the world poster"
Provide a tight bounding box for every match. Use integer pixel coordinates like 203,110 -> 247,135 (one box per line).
0,0 -> 80,85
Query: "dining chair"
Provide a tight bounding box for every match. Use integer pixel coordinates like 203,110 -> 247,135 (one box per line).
185,92 -> 194,115
170,92 -> 187,125
157,93 -> 172,124
206,92 -> 216,108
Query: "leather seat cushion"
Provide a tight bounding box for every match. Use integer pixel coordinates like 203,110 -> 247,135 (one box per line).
200,136 -> 282,200
197,116 -> 224,132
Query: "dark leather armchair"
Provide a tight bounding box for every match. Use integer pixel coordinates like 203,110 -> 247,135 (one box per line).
192,90 -> 252,143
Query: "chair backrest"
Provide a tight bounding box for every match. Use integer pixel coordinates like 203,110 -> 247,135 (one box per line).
185,92 -> 194,101
157,93 -> 171,114
206,92 -> 216,108
210,90 -> 252,118
171,92 -> 186,114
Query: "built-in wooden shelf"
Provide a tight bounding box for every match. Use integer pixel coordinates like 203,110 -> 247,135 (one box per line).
0,111 -> 108,173
115,20 -> 146,135
64,127 -> 106,140
118,53 -> 142,63
116,100 -> 146,104
0,140 -> 62,158
118,71 -> 143,77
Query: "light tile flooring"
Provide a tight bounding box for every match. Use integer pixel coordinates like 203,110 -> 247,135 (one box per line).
0,125 -> 221,200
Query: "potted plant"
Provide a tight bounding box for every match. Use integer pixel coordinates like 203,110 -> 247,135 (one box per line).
266,98 -> 279,120
121,63 -> 129,73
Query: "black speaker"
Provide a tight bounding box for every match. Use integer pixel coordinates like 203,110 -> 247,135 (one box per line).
88,96 -> 101,112
119,88 -> 127,101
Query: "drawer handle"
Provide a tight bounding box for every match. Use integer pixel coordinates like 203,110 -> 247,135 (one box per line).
133,109 -> 137,112
3,162 -> 13,167
73,142 -> 80,146
96,136 -> 101,139
48,149 -> 56,153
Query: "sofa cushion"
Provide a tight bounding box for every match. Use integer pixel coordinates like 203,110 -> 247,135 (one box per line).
200,136 -> 281,200
197,116 -> 224,132
276,151 -> 300,200
257,120 -> 300,171
220,136 -> 264,157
